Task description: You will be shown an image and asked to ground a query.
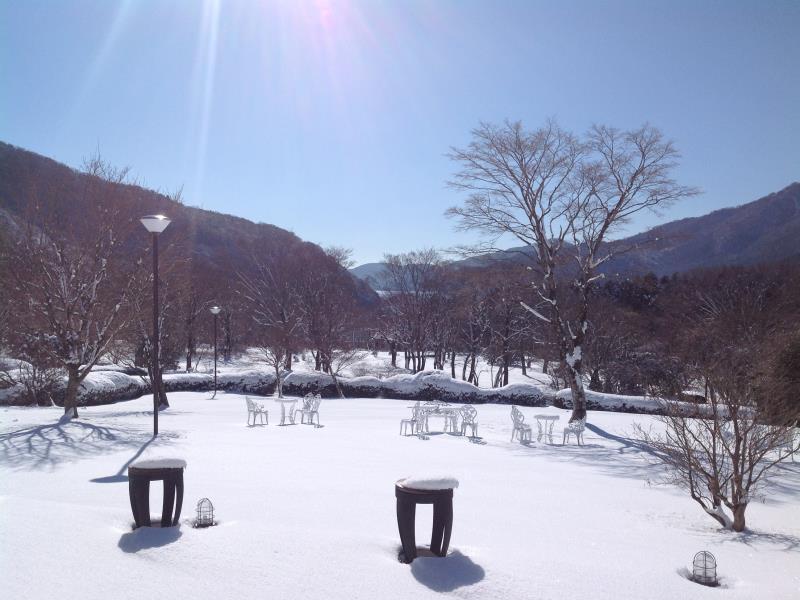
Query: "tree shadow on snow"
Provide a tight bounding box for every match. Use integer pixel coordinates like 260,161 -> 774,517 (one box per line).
118,525 -> 182,553
509,422 -> 665,482
410,550 -> 485,592
0,420 -> 176,471
716,528 -> 800,552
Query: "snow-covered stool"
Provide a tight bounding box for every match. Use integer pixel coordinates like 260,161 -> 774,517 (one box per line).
128,458 -> 187,529
395,476 -> 459,564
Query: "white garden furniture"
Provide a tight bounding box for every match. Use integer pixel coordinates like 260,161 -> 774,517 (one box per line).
274,397 -> 298,425
510,406 -> 532,443
400,402 -> 423,436
419,401 -> 458,433
245,397 -> 268,426
534,414 -> 559,443
460,405 -> 479,437
293,393 -> 314,423
562,417 -> 586,445
300,394 -> 322,427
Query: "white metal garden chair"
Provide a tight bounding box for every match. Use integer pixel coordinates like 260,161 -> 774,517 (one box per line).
246,396 -> 268,426
510,405 -> 532,443
460,405 -> 479,437
400,402 -> 423,436
562,417 -> 586,445
293,393 -> 314,424
300,394 -> 322,427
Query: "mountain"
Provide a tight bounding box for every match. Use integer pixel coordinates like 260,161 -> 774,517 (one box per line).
601,182 -> 800,275
351,183 -> 800,289
0,141 -> 378,305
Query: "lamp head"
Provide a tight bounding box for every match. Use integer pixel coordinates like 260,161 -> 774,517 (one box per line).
140,215 -> 171,233
210,306 -> 222,315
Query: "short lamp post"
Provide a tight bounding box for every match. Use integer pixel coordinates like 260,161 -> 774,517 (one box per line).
210,305 -> 221,397
140,214 -> 171,437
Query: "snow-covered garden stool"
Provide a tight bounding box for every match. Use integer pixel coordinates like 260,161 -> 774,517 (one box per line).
128,458 -> 187,528
395,476 -> 458,564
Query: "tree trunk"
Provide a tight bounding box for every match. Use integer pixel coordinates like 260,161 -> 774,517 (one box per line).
331,373 -> 345,398
732,504 -> 747,532
390,343 -> 397,367
563,350 -> 587,421
275,365 -> 283,398
63,365 -> 81,418
158,380 -> 169,408
450,351 -> 456,378
520,352 -> 527,376
284,352 -> 292,371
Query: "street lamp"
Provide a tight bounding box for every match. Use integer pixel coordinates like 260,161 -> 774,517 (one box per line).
210,305 -> 221,397
140,214 -> 171,436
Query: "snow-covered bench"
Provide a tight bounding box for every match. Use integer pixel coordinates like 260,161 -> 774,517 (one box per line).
510,406 -> 532,443
460,405 -> 478,437
562,417 -> 586,445
246,397 -> 268,426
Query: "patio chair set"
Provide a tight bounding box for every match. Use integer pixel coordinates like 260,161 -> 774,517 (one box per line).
245,393 -> 322,428
400,401 -> 479,438
510,405 -> 585,445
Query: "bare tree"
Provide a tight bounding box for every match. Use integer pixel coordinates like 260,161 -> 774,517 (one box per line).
448,120 -> 696,420
636,268 -> 799,531
380,249 -> 443,373
237,238 -> 304,398
2,157 -> 141,418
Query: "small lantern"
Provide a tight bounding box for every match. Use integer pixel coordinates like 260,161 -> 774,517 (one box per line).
195,498 -> 215,528
692,551 -> 717,586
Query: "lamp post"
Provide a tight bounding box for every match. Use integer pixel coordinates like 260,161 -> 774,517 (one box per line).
210,305 -> 221,397
140,214 -> 171,437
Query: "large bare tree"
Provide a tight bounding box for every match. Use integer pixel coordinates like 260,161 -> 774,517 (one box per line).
2,157 -> 141,418
448,120 -> 696,420
636,269 -> 799,531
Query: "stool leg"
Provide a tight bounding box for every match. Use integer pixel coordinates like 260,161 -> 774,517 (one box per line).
134,479 -> 151,527
128,477 -> 141,528
173,471 -> 184,525
161,479 -> 176,527
396,498 -> 417,563
440,498 -> 453,557
431,499 -> 448,556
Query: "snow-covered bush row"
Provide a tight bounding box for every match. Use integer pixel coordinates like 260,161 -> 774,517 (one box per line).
1,366 -> 694,415
555,388 -> 689,414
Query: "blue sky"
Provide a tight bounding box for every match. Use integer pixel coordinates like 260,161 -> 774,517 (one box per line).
2,0 -> 798,265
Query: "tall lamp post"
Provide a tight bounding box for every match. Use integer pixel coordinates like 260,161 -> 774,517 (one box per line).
210,305 -> 221,397
140,214 -> 171,437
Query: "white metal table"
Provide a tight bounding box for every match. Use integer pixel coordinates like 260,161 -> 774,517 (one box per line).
534,414 -> 560,442
275,398 -> 298,425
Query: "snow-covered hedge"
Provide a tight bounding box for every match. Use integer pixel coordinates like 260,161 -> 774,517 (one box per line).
554,388 -> 669,413
1,365 -> 696,416
0,368 -> 551,408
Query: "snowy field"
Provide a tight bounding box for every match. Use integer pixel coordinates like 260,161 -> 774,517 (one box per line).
2,393 -> 799,600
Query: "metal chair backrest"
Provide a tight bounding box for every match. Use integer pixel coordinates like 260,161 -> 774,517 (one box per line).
461,405 -> 477,423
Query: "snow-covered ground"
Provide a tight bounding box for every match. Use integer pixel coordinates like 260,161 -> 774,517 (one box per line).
2,393 -> 798,599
